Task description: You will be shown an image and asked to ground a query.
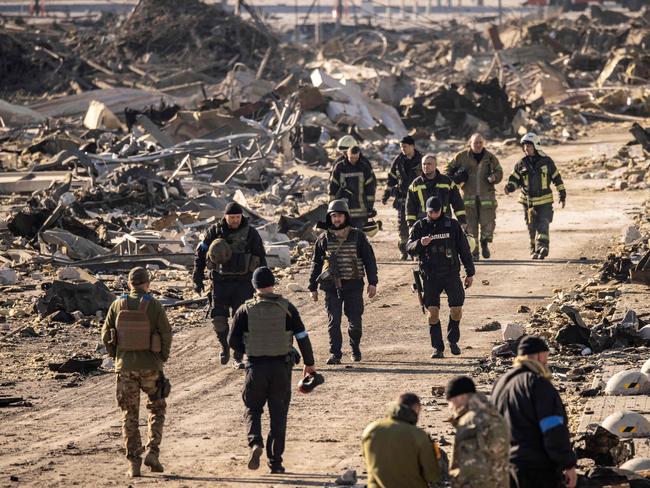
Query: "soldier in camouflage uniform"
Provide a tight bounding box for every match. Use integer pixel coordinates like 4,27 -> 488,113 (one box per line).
446,376 -> 510,488
101,267 -> 173,478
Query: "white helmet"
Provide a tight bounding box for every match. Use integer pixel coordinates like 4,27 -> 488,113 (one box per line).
605,370 -> 650,396
602,410 -> 650,438
520,133 -> 544,154
337,135 -> 357,152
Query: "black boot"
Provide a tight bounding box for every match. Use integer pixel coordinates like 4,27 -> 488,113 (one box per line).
480,240 -> 490,259
217,331 -> 230,365
429,322 -> 444,358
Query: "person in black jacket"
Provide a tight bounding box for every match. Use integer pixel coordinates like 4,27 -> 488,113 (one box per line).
491,336 -> 577,488
329,145 -> 377,230
192,201 -> 267,369
382,136 -> 422,260
229,267 -> 317,474
309,199 -> 378,365
406,196 -> 475,358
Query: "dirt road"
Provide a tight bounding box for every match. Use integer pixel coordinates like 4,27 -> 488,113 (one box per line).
1,126 -> 648,487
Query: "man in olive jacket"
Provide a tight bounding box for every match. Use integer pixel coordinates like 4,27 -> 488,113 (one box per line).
362,393 -> 441,488
445,133 -> 503,260
102,267 -> 173,478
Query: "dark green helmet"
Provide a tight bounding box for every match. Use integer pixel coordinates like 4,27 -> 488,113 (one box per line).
208,238 -> 232,265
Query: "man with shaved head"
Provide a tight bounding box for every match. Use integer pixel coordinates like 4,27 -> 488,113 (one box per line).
445,133 -> 503,261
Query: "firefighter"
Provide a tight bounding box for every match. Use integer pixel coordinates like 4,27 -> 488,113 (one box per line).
192,202 -> 267,369
505,133 -> 566,260
308,199 -> 378,364
405,153 -> 466,229
329,145 -> 377,230
382,135 -> 423,260
446,133 -> 503,261
407,196 -> 475,358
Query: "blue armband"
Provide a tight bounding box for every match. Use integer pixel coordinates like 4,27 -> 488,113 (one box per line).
539,415 -> 564,433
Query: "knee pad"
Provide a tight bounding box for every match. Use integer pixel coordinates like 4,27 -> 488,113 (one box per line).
211,315 -> 229,333
450,307 -> 463,321
427,306 -> 440,324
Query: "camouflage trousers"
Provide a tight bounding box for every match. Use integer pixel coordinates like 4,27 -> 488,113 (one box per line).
116,370 -> 166,461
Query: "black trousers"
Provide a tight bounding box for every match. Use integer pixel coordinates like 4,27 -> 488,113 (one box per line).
510,466 -> 563,488
211,278 -> 254,319
243,358 -> 292,466
324,287 -> 364,357
396,202 -> 409,254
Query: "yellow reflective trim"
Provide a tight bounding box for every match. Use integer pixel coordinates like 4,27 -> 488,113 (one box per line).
456,210 -> 466,216
556,184 -> 566,191
552,170 -> 560,179
365,177 -> 374,185
541,166 -> 549,191
436,183 -> 450,189
406,215 -> 417,221
367,196 -> 375,201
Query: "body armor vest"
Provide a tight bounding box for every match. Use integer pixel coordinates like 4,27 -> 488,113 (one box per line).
325,230 -> 364,280
115,295 -> 161,352
243,294 -> 293,357
217,222 -> 254,275
421,219 -> 457,273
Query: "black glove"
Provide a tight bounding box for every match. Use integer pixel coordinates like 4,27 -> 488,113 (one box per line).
559,190 -> 566,203
367,208 -> 377,218
381,189 -> 391,205
504,182 -> 516,195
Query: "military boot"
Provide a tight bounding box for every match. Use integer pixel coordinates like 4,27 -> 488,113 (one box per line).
480,240 -> 491,259
217,331 -> 230,365
144,451 -> 164,473
127,458 -> 142,478
537,246 -> 549,260
232,351 -> 245,370
351,345 -> 362,362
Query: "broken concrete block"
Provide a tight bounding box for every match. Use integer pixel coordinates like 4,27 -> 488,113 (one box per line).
0,268 -> 18,285
622,226 -> 642,245
335,469 -> 358,486
41,229 -> 110,260
265,245 -> 291,268
605,370 -> 650,396
502,322 -> 525,341
620,310 -> 639,331
56,267 -> 83,281
83,100 -> 126,131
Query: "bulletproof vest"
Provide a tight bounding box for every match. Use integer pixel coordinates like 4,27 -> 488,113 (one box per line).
421,219 -> 457,272
115,295 -> 161,352
243,294 -> 293,357
326,230 -> 364,280
216,222 -> 254,275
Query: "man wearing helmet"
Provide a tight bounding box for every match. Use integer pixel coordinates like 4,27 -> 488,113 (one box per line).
491,336 -> 577,488
309,199 -> 378,364
445,133 -> 503,261
406,196 -> 475,359
329,141 -> 377,230
229,267 -> 317,475
382,135 -> 423,260
505,133 -> 566,260
193,201 -> 267,369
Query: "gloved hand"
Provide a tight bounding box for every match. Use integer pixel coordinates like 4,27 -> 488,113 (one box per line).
381,189 -> 391,205
504,182 -> 516,195
559,191 -> 566,208
368,208 -> 377,218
